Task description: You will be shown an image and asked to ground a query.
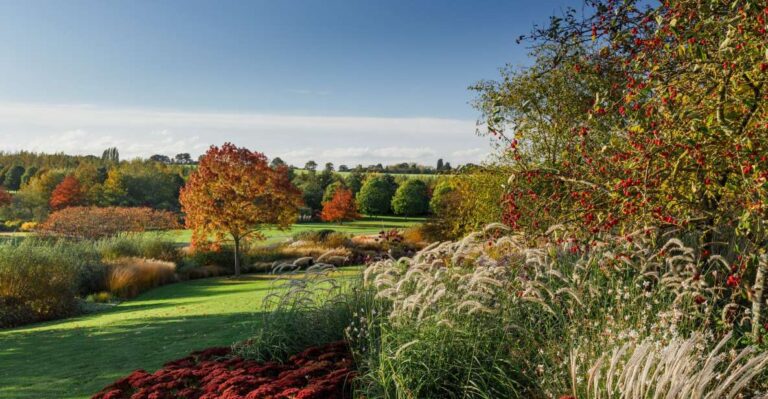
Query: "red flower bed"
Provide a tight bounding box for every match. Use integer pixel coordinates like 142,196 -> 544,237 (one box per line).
92,341 -> 355,399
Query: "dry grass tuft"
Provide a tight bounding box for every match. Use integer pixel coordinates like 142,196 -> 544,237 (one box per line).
105,257 -> 176,298
270,243 -> 352,260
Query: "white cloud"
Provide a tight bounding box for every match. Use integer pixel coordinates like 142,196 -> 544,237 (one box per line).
21,128 -> 206,160
451,148 -> 488,159
0,102 -> 491,165
277,146 -> 438,166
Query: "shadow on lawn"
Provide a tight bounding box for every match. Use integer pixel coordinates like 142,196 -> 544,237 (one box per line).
2,277 -> 276,335
0,311 -> 269,399
0,275 -> 284,399
135,275 -> 279,300
0,270 -> 359,398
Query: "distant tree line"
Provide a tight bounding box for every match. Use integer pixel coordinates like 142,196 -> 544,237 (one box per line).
0,148 -> 462,230
0,149 -> 188,225
148,153 -> 196,165
279,158 -> 470,175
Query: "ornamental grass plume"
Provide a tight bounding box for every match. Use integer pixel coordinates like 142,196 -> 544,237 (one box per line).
105,257 -> 176,298
578,332 -> 768,399
358,224 -> 768,398
233,261 -> 361,363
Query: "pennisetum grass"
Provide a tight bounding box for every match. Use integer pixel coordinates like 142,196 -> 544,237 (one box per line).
354,224 -> 768,398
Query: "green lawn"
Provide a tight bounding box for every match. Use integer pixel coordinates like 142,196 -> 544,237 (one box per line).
0,269 -> 360,399
155,215 -> 425,245
0,216 -> 423,246
292,168 -> 443,179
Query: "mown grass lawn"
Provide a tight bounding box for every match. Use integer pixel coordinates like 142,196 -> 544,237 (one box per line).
0,269 -> 360,399
156,215 -> 425,245
291,169 -> 443,180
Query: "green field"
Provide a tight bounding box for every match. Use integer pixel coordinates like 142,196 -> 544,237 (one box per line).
0,269 -> 360,399
155,215 -> 424,245
0,216 -> 423,246
181,166 -> 445,180
292,168 -> 442,180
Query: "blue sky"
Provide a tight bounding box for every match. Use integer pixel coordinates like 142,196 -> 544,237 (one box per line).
0,0 -> 582,165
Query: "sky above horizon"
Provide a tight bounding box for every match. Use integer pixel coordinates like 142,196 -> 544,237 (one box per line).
0,0 -> 582,166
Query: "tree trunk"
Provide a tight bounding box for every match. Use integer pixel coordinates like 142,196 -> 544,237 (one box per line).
233,237 -> 241,277
752,255 -> 766,339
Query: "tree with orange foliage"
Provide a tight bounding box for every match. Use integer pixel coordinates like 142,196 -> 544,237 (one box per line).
0,187 -> 12,207
320,188 -> 359,224
49,175 -> 84,210
179,143 -> 302,276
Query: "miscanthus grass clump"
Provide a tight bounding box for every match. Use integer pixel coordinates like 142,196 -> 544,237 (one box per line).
354,224 -> 768,399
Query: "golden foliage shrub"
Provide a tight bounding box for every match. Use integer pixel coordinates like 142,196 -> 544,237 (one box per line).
401,226 -> 427,247
19,222 -> 38,232
0,240 -> 102,327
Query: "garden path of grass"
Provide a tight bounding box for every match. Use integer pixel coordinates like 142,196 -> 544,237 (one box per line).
0,269 -> 360,399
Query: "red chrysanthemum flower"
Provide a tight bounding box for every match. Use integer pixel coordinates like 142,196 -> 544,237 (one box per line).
91,341 -> 355,399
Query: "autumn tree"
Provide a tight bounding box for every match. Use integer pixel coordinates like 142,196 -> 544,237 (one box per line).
14,170 -> 66,220
101,168 -> 129,206
49,175 -> 84,210
73,162 -> 108,204
320,188 -> 359,223
180,143 -> 302,276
